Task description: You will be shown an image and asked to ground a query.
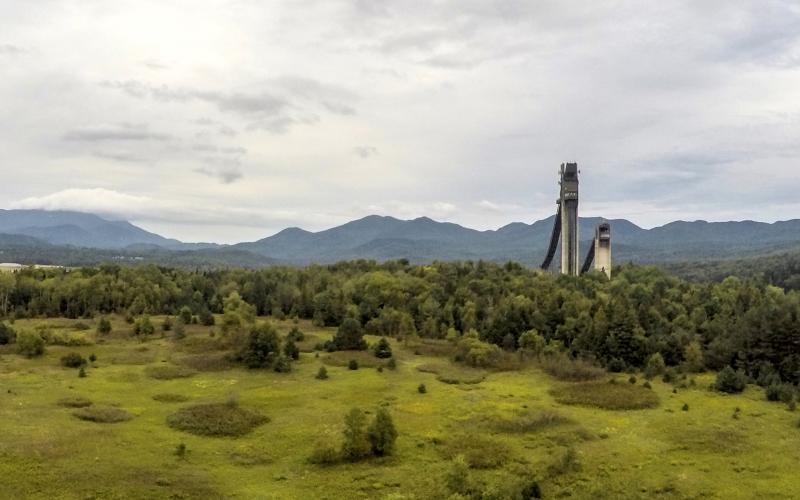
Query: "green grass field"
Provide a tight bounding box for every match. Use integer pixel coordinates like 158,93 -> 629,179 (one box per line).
1,316 -> 798,499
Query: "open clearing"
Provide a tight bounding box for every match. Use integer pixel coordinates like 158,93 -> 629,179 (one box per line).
1,316 -> 799,499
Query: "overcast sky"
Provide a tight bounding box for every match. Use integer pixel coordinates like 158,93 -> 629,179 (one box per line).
2,1 -> 800,243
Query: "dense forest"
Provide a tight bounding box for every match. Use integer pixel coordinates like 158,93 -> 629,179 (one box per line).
664,250 -> 800,291
2,260 -> 800,386
0,261 -> 800,382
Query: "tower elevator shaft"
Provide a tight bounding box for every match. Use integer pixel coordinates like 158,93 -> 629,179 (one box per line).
559,163 -> 579,276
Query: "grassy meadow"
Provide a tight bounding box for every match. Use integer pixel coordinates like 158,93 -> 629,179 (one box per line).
1,316 -> 799,499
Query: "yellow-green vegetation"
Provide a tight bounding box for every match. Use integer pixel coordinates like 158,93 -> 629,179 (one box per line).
1,315 -> 800,499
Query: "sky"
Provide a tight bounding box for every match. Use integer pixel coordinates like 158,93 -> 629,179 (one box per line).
2,0 -> 800,243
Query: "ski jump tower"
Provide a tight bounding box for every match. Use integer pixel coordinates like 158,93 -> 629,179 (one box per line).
559,163 -> 580,276
540,162 -> 612,278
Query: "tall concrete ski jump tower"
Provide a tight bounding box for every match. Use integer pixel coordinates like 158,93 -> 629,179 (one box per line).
594,222 -> 611,278
559,163 -> 579,276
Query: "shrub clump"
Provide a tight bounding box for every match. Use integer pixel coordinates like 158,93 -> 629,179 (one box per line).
73,406 -> 133,423
540,355 -> 605,382
367,408 -> 398,456
309,407 -> 399,465
152,393 -> 190,403
328,318 -> 367,351
17,330 -> 45,357
133,315 -> 155,336
60,352 -> 87,368
315,366 -> 329,380
489,410 -> 570,433
714,366 -> 747,394
0,322 -> 17,344
551,381 -> 659,410
418,383 -> 427,394
348,359 -> 359,370
373,337 -> 393,359
167,402 -> 268,436
145,364 -> 197,380
96,317 -> 112,335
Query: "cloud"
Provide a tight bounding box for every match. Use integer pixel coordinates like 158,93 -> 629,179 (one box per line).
193,167 -> 243,184
63,123 -> 171,142
100,77 -> 357,133
353,146 -> 378,158
0,44 -> 25,55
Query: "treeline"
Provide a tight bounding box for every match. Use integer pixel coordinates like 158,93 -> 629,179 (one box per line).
2,260 -> 800,384
664,249 -> 800,291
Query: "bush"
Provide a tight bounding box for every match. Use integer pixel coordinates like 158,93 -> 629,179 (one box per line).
644,353 -> 666,379
456,337 -> 505,368
162,316 -> 173,332
238,322 -> 280,369
488,410 -> 570,433
373,337 -> 393,359
348,359 -> 359,370
765,383 -> 795,403
367,408 -> 398,456
682,403 -> 689,412
61,352 -> 87,368
418,383 -> 427,394
547,447 -> 581,477
332,318 -> 367,351
173,320 -> 186,340
551,381 -> 659,410
73,406 -> 132,423
133,316 -> 155,336
540,355 -> 605,381
96,317 -> 112,335
518,329 -> 546,356
446,455 -> 471,495
309,436 -> 340,465
196,309 -> 214,326
387,357 -> 397,370
287,326 -> 305,342
273,355 -> 292,373
17,330 -> 45,357
316,366 -> 329,380
78,367 -> 87,378
89,353 -> 97,363
167,403 -> 268,436
179,306 -> 193,325
715,366 -> 747,394
284,338 -> 300,360
175,443 -> 187,459
629,375 -> 637,385
341,408 -> 371,461
0,322 -> 17,344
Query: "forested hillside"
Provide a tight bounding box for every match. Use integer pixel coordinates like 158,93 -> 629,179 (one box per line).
3,261 -> 799,386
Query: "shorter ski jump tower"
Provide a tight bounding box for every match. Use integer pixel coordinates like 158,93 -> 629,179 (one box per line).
540,163 -> 612,278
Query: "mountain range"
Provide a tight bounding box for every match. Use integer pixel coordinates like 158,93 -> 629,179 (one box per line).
2,209 -> 800,268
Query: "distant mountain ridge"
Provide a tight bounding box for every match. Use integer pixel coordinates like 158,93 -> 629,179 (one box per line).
2,209 -> 800,267
0,210 -> 218,250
